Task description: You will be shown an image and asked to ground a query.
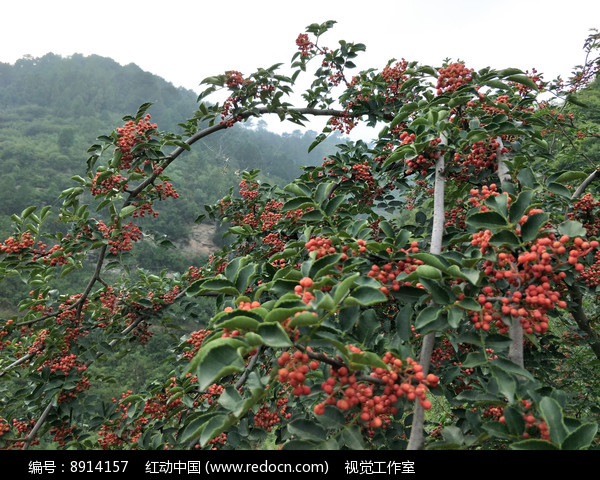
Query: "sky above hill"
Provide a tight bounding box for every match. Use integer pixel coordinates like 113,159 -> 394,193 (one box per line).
3,0 -> 599,136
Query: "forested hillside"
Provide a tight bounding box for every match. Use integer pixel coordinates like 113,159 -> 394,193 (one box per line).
0,53 -> 344,244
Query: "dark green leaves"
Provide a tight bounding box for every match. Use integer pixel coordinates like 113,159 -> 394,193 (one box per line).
188,337 -> 247,390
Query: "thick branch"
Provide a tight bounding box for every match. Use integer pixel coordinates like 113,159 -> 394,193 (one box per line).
407,154 -> 445,451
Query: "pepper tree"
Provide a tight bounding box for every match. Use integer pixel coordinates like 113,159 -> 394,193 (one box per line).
1,22 -> 600,451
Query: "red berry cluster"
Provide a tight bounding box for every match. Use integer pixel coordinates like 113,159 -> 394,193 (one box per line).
225,71 -> 246,89
90,172 -> 128,196
254,396 -> 292,432
50,423 -> 78,447
45,353 -> 86,376
294,277 -> 316,305
381,59 -> 409,104
277,349 -> 319,397
97,220 -> 142,255
329,111 -> 358,135
404,141 -> 442,176
468,183 -> 502,211
296,33 -> 314,56
482,405 -> 504,422
305,236 -> 335,259
116,113 -> 157,170
499,399 -> 550,441
183,329 -> 211,361
436,62 -> 473,95
471,233 -> 598,334
263,232 -> 286,255
58,377 -> 90,404
260,200 -> 284,231
568,193 -> 600,237
152,181 -> 179,200
314,352 -> 438,429
238,179 -> 260,202
452,138 -> 506,179
0,418 -> 10,438
0,232 -> 34,254
367,241 -> 422,296
7,419 -> 39,449
33,243 -> 70,266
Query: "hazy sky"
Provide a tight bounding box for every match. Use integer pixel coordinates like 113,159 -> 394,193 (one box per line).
2,0 -> 599,134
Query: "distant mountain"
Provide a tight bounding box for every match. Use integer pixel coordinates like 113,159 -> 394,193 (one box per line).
0,53 -> 345,242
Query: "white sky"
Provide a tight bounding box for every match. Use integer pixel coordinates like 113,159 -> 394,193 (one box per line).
2,0 -> 599,135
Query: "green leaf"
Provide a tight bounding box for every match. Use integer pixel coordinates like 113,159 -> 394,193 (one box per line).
309,253 -> 342,279
482,421 -> 513,440
520,212 -> 549,242
345,285 -> 387,306
415,264 -> 443,280
20,206 -> 37,219
418,278 -> 453,305
547,182 -> 572,198
281,196 -> 316,212
510,439 -> 558,450
200,414 -> 230,447
216,315 -> 260,332
390,102 -> 419,128
265,307 -> 307,324
333,273 -> 360,304
506,74 -> 538,91
218,386 -> 243,413
187,277 -> 240,296
287,420 -> 327,443
466,211 -> 508,229
509,190 -> 534,223
288,311 -> 321,326
349,351 -> 388,370
561,423 -> 598,450
557,220 -> 587,238
490,365 -> 516,403
340,425 -> 364,449
517,168 -> 537,188
461,351 -> 487,368
489,230 -> 521,247
498,68 -> 525,77
457,297 -> 481,311
539,397 -> 568,446
256,322 -> 293,348
323,194 -> 346,216
447,307 -> 463,328
490,358 -> 534,381
188,337 -> 247,390
552,171 -> 587,184
415,305 -> 441,330
411,252 -> 449,272
502,405 -> 525,436
179,413 -> 217,443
